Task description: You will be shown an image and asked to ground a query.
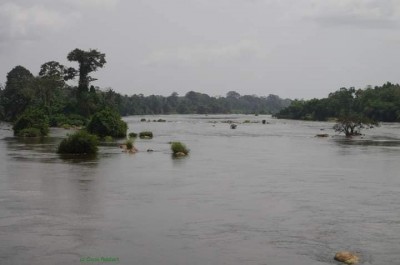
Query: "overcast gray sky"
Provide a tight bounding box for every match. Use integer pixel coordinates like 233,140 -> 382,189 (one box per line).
1,0 -> 400,99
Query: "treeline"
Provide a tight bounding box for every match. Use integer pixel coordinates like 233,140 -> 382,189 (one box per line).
275,82 -> 400,122
0,49 -> 291,126
111,91 -> 291,116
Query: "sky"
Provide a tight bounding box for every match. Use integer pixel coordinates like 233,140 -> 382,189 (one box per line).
1,0 -> 400,99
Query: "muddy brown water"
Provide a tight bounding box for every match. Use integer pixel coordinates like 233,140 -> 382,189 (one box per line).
1,115 -> 400,265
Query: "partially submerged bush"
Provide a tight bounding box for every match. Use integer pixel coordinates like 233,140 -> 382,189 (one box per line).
13,108 -> 49,137
126,139 -> 134,150
333,115 -> 377,137
103,136 -> 113,142
17,128 -> 42,137
139,131 -> 153,139
140,118 -> 146,122
57,131 -> 98,154
87,108 -> 127,138
128,132 -> 137,138
171,142 -> 189,156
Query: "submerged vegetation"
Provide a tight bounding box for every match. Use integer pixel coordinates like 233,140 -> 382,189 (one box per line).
57,130 -> 98,154
139,131 -> 153,139
171,142 -> 189,157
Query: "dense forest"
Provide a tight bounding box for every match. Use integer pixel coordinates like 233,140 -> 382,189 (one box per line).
275,83 -> 400,122
0,49 -> 291,127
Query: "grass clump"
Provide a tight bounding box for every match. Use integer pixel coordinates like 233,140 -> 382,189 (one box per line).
171,142 -> 189,157
57,131 -> 98,154
139,131 -> 153,139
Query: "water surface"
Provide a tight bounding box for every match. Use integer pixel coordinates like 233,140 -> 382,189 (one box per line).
1,115 -> 400,265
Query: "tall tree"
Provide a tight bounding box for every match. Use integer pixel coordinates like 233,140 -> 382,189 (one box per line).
2,66 -> 35,121
67,49 -> 106,92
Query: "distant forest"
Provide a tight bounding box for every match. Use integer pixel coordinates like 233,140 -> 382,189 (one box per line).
275,82 -> 400,122
0,52 -> 291,127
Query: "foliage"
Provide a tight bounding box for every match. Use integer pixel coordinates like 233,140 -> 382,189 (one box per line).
103,136 -> 113,142
125,139 -> 134,150
171,142 -> 189,155
57,130 -> 98,154
13,107 -> 49,137
139,131 -> 153,139
87,108 -> 127,138
275,83 -> 400,122
333,115 -> 376,136
128,132 -> 137,138
2,66 -> 35,121
49,114 -> 87,127
16,128 -> 42,137
67,48 -> 106,92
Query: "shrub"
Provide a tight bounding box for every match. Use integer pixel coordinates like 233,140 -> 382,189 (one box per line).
13,108 -> 49,137
57,130 -> 98,154
171,142 -> 189,156
17,128 -> 42,137
140,118 -> 146,122
139,131 -> 153,139
49,114 -> 87,127
103,136 -> 113,142
128,132 -> 137,138
126,139 -> 134,150
87,108 -> 127,138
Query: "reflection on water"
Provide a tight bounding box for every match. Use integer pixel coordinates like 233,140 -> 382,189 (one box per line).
1,116 -> 400,265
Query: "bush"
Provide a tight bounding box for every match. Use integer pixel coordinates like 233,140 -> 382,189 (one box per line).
57,130 -> 98,154
87,108 -> 127,138
126,139 -> 134,150
128,132 -> 137,138
49,114 -> 87,127
139,131 -> 153,139
140,118 -> 146,122
103,136 -> 113,142
13,108 -> 49,137
17,128 -> 42,137
171,142 -> 189,156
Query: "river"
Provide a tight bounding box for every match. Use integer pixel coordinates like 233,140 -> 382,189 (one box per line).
1,115 -> 399,265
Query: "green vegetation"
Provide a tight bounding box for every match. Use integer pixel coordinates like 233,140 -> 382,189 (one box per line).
125,139 -> 134,150
86,108 -> 127,138
13,107 -> 49,137
171,142 -> 189,156
275,83 -> 400,122
17,128 -> 42,137
103,136 -> 114,142
57,130 -> 98,154
139,131 -> 153,139
128,132 -> 137,138
333,115 -> 376,137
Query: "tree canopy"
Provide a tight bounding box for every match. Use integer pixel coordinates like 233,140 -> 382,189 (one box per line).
67,48 -> 106,92
275,83 -> 400,122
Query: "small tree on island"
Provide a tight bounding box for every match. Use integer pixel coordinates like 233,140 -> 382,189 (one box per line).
333,114 -> 377,137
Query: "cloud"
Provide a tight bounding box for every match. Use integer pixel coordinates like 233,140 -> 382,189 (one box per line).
143,40 -> 268,67
0,3 -> 78,42
67,0 -> 119,9
0,0 -> 118,43
304,0 -> 400,28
